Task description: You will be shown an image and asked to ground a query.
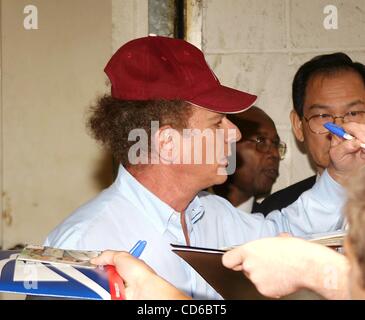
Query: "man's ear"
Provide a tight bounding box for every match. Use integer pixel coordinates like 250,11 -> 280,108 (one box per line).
152,125 -> 179,164
290,110 -> 304,142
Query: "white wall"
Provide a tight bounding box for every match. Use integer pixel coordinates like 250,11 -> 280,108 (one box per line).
201,0 -> 365,193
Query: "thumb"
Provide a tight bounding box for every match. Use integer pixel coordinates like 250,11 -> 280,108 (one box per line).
222,248 -> 246,270
90,250 -> 128,266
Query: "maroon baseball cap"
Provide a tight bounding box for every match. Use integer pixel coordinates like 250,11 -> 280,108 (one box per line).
104,35 -> 257,113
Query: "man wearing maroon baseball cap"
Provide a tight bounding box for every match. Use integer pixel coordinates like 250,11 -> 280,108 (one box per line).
104,35 -> 257,112
45,36 -> 360,299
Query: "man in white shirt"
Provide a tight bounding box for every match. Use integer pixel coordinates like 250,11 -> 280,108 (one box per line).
45,36 -> 365,299
91,167 -> 365,301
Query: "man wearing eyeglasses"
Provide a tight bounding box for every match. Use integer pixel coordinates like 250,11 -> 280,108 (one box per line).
258,52 -> 365,215
213,106 -> 286,214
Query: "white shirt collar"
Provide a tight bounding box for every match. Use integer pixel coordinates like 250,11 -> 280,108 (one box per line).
236,196 -> 255,213
114,165 -> 205,233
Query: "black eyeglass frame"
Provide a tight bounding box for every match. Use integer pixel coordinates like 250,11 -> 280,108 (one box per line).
244,137 -> 287,160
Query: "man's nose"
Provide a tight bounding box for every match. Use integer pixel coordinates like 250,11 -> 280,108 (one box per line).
225,119 -> 241,143
268,144 -> 280,161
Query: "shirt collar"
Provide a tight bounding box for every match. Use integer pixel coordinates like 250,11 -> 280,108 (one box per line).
236,196 -> 255,213
113,165 -> 205,234
186,195 -> 205,228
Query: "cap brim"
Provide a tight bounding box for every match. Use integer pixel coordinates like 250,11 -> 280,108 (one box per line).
188,85 -> 257,114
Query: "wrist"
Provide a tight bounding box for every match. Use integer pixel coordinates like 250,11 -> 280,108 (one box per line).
300,243 -> 350,299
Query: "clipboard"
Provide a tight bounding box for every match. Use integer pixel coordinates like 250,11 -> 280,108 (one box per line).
171,244 -> 268,300
171,242 -> 330,300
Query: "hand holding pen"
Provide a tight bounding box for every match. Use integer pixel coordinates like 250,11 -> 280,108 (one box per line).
90,241 -> 188,300
323,121 -> 365,184
324,122 -> 365,148
90,240 -> 147,300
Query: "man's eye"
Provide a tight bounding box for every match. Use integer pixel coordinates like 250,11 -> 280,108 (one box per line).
215,121 -> 222,127
347,111 -> 360,116
255,137 -> 265,144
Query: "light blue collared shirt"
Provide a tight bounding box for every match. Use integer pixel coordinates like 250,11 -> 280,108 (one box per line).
45,165 -> 345,299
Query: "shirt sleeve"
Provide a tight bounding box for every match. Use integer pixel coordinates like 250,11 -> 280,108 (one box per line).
247,169 -> 346,238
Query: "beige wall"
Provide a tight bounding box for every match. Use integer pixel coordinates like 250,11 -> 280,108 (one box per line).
201,0 -> 365,194
0,0 -> 148,251
0,0 -> 148,300
112,0 -> 148,53
0,0 -> 114,250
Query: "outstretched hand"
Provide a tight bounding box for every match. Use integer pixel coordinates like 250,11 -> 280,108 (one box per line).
222,237 -> 349,299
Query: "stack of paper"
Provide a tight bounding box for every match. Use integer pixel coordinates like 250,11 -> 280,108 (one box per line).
0,246 -> 125,300
304,230 -> 346,248
18,245 -> 101,268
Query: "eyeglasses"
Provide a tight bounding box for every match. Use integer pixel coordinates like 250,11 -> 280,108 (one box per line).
245,137 -> 287,160
304,111 -> 365,134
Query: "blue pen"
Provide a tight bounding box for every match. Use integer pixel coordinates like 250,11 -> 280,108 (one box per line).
324,122 -> 365,149
129,240 -> 147,258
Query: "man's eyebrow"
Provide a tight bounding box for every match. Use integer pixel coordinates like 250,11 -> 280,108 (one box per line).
308,100 -> 365,111
346,99 -> 365,108
252,131 -> 280,141
307,104 -> 331,111
208,114 -> 224,121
